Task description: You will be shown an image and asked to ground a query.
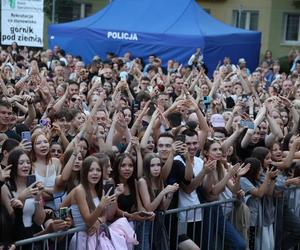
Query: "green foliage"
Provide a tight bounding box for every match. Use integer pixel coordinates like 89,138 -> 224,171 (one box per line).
44,0 -> 77,22
44,0 -> 53,20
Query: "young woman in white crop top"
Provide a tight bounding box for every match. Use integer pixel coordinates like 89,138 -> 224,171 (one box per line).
31,132 -> 61,209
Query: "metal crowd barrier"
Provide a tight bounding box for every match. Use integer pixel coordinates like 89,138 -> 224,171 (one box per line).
13,188 -> 300,250
15,225 -> 86,250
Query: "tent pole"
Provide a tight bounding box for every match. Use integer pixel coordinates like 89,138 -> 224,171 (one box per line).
52,0 -> 56,23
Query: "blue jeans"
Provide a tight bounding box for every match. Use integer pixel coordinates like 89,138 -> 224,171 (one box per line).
202,205 -> 246,250
135,221 -> 152,250
275,203 -> 300,250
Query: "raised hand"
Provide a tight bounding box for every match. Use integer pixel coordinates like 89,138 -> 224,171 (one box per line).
163,183 -> 179,195
130,136 -> 140,150
19,139 -> 32,152
228,163 -> 241,177
266,167 -> 279,180
0,164 -> 12,182
202,160 -> 217,174
100,187 -> 117,208
115,183 -> 124,196
19,181 -> 40,200
236,163 -> 251,177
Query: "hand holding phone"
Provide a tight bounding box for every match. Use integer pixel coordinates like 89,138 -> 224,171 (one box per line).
139,211 -> 154,218
59,207 -> 69,220
175,134 -> 185,143
104,183 -> 115,196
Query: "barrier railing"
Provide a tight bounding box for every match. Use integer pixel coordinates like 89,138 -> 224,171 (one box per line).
15,225 -> 86,250
12,187 -> 300,250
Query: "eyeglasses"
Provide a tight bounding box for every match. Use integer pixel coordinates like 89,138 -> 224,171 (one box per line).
71,98 -> 81,102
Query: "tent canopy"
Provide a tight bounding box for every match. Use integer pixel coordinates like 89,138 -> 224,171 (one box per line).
48,0 -> 261,73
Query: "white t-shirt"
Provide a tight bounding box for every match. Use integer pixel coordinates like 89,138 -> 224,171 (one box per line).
175,155 -> 203,222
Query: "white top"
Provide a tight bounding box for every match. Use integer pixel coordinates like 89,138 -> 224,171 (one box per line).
220,186 -> 233,216
35,162 -> 57,188
35,161 -> 57,209
175,155 -> 203,222
23,198 -> 36,227
13,191 -> 35,228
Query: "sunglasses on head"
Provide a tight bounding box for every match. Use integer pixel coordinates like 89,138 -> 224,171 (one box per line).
71,97 -> 80,102
207,137 -> 222,142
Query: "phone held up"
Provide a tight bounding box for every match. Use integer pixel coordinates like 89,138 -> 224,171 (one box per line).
21,131 -> 32,150
26,175 -> 36,187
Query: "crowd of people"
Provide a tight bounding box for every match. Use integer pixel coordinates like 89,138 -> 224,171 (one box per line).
0,42 -> 300,250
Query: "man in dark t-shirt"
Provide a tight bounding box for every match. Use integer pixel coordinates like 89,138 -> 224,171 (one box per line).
0,100 -> 21,141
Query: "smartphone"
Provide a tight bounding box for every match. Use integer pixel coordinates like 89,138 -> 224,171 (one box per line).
147,86 -> 154,93
241,94 -> 249,102
93,76 -> 102,84
104,183 -> 115,196
40,119 -> 49,127
26,175 -> 36,187
59,207 -> 69,220
133,101 -> 140,113
175,134 -> 185,143
139,211 -> 153,217
148,102 -> 156,114
203,96 -> 210,105
240,119 -> 255,129
21,131 -> 31,141
270,165 -> 277,171
119,71 -> 128,81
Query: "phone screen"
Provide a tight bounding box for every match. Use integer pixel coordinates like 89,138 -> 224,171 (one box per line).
175,134 -> 185,143
21,131 -> 31,141
26,175 -> 36,187
59,207 -> 69,220
40,119 -> 49,127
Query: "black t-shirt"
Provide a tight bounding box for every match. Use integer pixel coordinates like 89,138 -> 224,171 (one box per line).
117,193 -> 136,213
170,92 -> 179,102
165,159 -> 190,209
5,129 -> 21,142
236,138 -> 265,161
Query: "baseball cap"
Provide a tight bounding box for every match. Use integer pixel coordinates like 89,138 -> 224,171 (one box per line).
238,58 -> 246,64
210,114 -> 225,128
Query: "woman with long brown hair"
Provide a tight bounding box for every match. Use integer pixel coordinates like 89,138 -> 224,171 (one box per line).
31,132 -> 61,209
201,139 -> 248,250
61,156 -> 113,249
138,153 -> 178,249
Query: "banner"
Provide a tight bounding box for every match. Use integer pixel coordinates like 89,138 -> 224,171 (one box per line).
1,0 -> 44,47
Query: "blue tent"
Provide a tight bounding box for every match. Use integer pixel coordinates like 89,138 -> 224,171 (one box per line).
48,0 -> 261,73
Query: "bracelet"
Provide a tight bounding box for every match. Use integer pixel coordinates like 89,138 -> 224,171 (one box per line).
97,217 -> 103,224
